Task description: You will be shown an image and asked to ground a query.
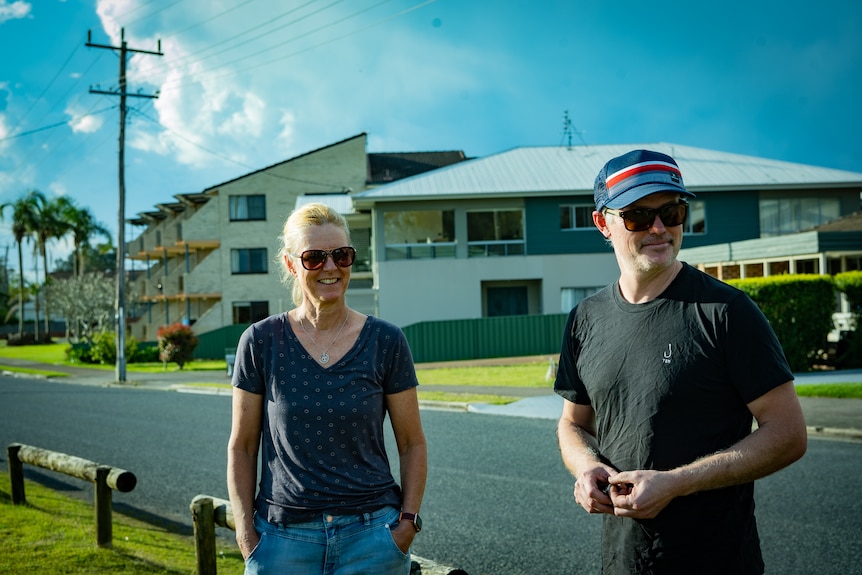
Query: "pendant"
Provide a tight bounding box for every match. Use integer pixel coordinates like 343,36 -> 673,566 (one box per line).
320,352 -> 330,364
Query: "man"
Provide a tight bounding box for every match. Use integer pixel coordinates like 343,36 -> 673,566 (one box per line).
555,149 -> 807,574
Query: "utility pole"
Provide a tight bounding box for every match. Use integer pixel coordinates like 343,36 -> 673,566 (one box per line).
87,28 -> 163,383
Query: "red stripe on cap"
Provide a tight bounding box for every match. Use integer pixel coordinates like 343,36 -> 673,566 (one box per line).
606,161 -> 681,189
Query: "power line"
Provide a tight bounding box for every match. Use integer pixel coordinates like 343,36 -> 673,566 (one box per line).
4,42 -> 83,137
0,106 -> 116,143
120,0 -> 340,87
163,0 -> 256,39
151,0 -> 435,94
129,107 -> 350,192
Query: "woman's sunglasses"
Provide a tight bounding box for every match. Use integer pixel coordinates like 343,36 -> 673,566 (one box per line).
294,246 -> 356,271
604,201 -> 688,232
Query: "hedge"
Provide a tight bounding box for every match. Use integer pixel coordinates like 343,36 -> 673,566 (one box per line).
727,274 -> 835,372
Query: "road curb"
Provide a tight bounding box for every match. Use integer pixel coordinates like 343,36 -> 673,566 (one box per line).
807,425 -> 862,441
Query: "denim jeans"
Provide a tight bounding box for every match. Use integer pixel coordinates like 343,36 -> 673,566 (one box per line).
244,505 -> 411,575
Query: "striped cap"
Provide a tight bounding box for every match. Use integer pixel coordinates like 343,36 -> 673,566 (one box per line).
594,149 -> 694,211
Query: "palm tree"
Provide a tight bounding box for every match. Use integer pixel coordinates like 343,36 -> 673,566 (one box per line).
56,198 -> 112,277
0,190 -> 43,338
36,197 -> 74,337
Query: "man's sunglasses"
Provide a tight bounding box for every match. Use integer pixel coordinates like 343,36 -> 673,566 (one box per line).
604,201 -> 688,232
294,246 -> 356,270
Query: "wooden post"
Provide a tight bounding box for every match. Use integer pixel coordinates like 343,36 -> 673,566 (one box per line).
94,466 -> 113,548
6,443 -> 136,549
191,495 -> 217,575
7,444 -> 25,505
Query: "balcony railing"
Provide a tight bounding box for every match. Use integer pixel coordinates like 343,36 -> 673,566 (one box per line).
467,240 -> 525,257
385,242 -> 456,260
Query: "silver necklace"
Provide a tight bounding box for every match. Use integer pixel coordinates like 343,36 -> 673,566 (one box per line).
299,311 -> 350,364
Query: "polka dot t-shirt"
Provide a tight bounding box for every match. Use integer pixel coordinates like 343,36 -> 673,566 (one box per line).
232,313 -> 419,524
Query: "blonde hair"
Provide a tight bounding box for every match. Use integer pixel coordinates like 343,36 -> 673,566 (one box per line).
277,202 -> 351,306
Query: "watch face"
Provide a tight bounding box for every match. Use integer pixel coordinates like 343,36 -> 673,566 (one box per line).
414,514 -> 423,531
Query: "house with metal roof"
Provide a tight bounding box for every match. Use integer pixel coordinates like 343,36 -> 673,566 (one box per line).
354,143 -> 862,328
124,133 -> 467,341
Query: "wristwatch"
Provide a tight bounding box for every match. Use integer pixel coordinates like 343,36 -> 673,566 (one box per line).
399,511 -> 423,532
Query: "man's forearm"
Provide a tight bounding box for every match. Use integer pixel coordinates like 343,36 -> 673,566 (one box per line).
666,415 -> 807,497
557,416 -> 603,477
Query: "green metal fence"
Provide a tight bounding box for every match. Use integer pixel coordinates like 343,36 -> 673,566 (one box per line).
192,313 -> 570,363
194,324 -> 250,359
402,313 -> 569,363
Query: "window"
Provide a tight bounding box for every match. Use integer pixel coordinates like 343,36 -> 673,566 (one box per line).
231,248 -> 268,274
383,210 -> 455,260
759,197 -> 840,237
229,195 -> 266,221
487,286 -> 528,317
467,209 -> 525,257
560,204 -> 595,230
683,200 -> 706,234
561,287 -> 602,312
233,301 -> 269,324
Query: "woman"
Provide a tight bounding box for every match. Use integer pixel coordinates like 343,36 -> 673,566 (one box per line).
227,203 -> 427,574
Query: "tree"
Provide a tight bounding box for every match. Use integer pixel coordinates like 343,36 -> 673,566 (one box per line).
0,190 -> 43,337
36,196 -> 73,337
158,323 -> 199,370
44,273 -> 115,344
55,198 -> 112,278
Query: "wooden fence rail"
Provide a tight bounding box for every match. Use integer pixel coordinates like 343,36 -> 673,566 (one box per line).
6,442 -> 137,548
190,494 -> 235,575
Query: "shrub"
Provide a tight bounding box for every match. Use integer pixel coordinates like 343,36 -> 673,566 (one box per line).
728,275 -> 836,372
66,342 -> 95,364
90,331 -> 117,364
833,270 -> 862,313
157,323 -> 199,370
65,333 -> 149,365
7,333 -> 52,346
129,342 -> 160,363
833,270 -> 862,369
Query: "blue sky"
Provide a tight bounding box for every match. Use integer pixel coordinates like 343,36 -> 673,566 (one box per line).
1,0 -> 860,277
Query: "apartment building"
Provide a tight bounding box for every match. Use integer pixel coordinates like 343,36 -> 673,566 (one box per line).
125,133 -> 466,341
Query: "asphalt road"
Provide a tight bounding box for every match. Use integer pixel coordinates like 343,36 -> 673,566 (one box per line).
1,375 -> 860,574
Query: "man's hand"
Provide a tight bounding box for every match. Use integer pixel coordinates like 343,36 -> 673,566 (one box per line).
574,464 -> 619,515
608,469 -> 678,519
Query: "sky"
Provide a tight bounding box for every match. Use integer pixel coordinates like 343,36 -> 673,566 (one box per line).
1,0 -> 861,280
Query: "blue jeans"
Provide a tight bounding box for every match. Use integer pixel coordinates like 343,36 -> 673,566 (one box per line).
244,506 -> 411,575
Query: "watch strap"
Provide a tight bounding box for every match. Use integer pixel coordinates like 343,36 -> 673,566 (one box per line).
399,511 -> 422,532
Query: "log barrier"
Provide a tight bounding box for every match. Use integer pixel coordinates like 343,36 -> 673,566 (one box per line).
6,442 -> 137,548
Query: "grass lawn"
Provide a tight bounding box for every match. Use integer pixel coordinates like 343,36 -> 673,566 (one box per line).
0,340 -> 226,372
415,362 -> 553,388
795,383 -> 862,399
0,473 -> 243,575
2,341 -> 861,400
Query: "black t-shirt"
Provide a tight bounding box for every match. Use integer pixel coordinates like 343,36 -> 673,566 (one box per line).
555,263 -> 793,574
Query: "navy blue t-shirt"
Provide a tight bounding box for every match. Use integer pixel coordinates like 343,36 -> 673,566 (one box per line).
232,313 -> 419,524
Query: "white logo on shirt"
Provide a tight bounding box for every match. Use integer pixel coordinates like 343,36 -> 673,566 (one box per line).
662,343 -> 673,364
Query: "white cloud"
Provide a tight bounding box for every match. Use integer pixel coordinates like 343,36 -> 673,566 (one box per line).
87,0 -> 496,175
48,181 -> 68,197
275,110 -> 296,153
95,0 -> 133,42
0,1 -> 31,23
66,106 -> 103,133
0,113 -> 10,151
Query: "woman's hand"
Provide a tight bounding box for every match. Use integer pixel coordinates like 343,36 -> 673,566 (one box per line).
236,526 -> 261,560
390,520 -> 417,554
